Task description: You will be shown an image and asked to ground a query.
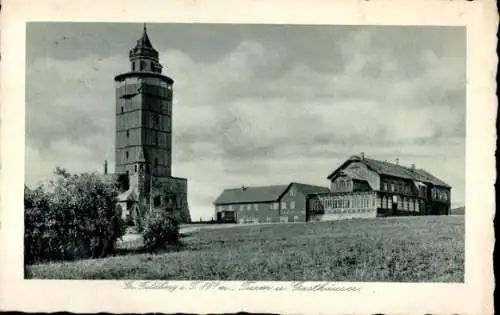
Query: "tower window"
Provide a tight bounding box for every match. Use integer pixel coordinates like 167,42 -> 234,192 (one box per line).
121,106 -> 124,114
140,61 -> 146,71
155,158 -> 158,167
125,151 -> 129,160
132,62 -> 135,71
134,165 -> 137,172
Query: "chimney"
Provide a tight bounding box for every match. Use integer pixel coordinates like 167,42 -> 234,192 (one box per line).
411,164 -> 415,172
361,152 -> 365,160
395,158 -> 399,165
104,160 -> 108,175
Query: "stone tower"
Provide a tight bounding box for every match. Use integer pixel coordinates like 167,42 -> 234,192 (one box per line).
113,24 -> 191,223
114,24 -> 173,179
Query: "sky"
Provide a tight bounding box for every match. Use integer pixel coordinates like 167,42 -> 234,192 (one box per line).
25,23 -> 466,220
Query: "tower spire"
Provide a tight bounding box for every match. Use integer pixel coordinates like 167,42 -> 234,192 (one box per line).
143,23 -> 147,34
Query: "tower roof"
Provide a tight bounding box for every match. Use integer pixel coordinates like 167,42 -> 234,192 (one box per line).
129,23 -> 159,61
134,23 -> 154,50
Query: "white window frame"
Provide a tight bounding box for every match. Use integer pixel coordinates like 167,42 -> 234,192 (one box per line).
281,202 -> 287,210
290,201 -> 295,209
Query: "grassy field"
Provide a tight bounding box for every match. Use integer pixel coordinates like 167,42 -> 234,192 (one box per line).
26,215 -> 464,282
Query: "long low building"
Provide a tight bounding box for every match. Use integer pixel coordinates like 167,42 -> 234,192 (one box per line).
213,153 -> 452,223
213,182 -> 330,223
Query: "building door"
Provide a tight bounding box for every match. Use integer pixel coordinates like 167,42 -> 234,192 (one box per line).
391,195 -> 398,215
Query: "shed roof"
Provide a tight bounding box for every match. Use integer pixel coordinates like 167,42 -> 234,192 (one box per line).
292,182 -> 330,195
116,188 -> 137,202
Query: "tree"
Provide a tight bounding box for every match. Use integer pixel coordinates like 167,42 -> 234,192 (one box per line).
142,198 -> 180,251
24,168 -> 126,263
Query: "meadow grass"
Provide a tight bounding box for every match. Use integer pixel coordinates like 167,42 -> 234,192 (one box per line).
26,215 -> 464,282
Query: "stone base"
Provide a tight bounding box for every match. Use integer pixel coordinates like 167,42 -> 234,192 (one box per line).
153,176 -> 191,223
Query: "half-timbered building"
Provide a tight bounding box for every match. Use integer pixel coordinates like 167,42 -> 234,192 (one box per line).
307,153 -> 452,221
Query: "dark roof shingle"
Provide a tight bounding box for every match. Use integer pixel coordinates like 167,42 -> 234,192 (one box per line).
214,185 -> 288,205
214,182 -> 331,205
292,182 -> 330,195
328,156 -> 450,188
362,158 -> 451,188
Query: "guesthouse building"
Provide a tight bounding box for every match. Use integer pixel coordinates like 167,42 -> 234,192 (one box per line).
307,153 -> 452,221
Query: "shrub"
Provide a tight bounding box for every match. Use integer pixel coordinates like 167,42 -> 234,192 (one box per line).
142,209 -> 180,251
24,168 -> 126,264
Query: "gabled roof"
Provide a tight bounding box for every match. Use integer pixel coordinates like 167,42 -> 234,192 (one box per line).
339,170 -> 366,182
214,185 -> 288,205
327,155 -> 451,188
214,182 -> 331,205
292,182 -> 330,195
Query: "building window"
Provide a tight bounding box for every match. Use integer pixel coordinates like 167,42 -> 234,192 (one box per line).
247,204 -> 251,211
273,202 -> 279,210
154,195 -> 161,207
281,202 -> 287,210
240,205 -> 244,211
125,151 -> 129,160
290,201 -> 295,209
154,115 -> 159,125
140,61 -> 146,71
228,205 -> 233,211
391,183 -> 395,192
126,130 -> 130,138
134,165 -> 137,172
121,106 -> 124,114
155,158 -> 158,167
290,188 -> 295,196
254,204 -> 259,211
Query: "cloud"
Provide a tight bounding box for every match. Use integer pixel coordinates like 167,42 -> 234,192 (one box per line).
25,27 -> 466,220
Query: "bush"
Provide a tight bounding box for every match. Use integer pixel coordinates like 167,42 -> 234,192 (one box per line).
142,209 -> 180,251
24,168 -> 126,264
